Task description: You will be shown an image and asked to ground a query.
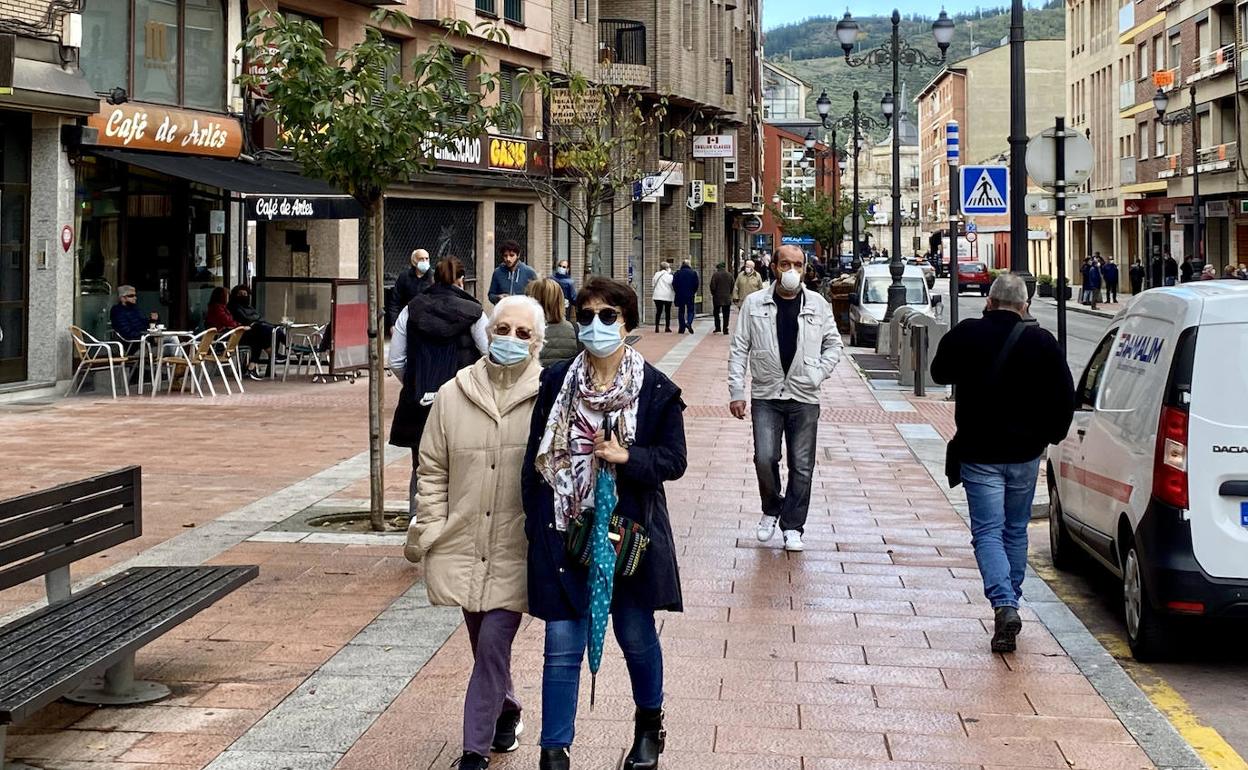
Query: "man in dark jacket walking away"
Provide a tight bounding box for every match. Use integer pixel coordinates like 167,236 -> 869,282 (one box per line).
709,262 -> 733,334
1129,259 -> 1145,295
672,258 -> 700,334
931,274 -> 1075,653
387,248 -> 433,333
1102,258 -> 1119,303
488,241 -> 538,304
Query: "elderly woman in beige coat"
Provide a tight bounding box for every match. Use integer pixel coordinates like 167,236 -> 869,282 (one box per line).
406,295 -> 546,770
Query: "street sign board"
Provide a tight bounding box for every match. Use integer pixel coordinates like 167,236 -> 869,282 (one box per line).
960,166 -> 1009,215
946,121 -> 959,166
692,134 -> 736,158
965,222 -> 977,233
1025,128 -> 1094,189
1026,192 -> 1095,216
966,232 -> 978,243
841,215 -> 867,232
743,214 -> 763,233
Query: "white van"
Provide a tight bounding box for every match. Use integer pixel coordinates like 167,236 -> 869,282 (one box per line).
1047,281 -> 1248,659
848,263 -> 934,347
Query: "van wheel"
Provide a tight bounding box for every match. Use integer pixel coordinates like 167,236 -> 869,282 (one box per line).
1123,543 -> 1174,661
1047,479 -> 1078,571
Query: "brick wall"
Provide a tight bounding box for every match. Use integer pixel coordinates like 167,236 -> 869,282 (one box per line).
0,0 -> 64,37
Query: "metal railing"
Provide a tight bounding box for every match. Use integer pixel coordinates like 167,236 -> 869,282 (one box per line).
1189,43 -> 1236,82
1197,141 -> 1237,170
598,18 -> 647,66
1158,153 -> 1181,179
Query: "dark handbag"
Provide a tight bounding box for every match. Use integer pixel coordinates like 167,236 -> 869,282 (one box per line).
946,321 -> 1026,488
563,413 -> 651,577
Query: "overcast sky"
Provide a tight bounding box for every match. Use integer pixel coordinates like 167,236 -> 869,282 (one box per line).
762,1 -> 1048,30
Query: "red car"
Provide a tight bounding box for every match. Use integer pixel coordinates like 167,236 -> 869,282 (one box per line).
957,261 -> 991,295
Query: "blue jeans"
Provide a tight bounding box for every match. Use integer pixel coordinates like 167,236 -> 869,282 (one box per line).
540,607 -> 663,749
752,399 -> 821,533
677,302 -> 695,333
961,458 -> 1042,609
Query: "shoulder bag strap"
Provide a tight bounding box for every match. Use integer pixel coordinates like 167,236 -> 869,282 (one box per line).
986,321 -> 1026,391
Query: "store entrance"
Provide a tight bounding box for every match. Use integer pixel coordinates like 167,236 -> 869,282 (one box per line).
0,111 -> 31,385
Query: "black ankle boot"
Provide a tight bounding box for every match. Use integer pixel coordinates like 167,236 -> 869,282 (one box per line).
539,747 -> 569,770
623,708 -> 665,770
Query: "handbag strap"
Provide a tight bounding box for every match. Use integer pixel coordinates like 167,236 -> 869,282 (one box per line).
986,321 -> 1026,392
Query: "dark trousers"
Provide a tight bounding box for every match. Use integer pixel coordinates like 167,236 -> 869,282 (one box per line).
713,304 -> 730,333
1106,284 -> 1117,303
677,302 -> 695,333
751,399 -> 820,534
1130,277 -> 1142,295
653,300 -> 672,332
462,609 -> 523,755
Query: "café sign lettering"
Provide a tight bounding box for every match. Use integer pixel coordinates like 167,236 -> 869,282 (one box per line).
87,102 -> 243,159
253,197 -> 315,220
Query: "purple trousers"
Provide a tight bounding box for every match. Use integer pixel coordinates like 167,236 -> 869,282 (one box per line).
462,608 -> 523,755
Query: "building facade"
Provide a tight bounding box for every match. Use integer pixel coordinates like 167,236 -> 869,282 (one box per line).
759,122 -> 839,259
858,116 -> 922,256
762,60 -> 810,121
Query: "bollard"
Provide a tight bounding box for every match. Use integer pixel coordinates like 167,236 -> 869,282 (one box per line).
912,325 -> 927,397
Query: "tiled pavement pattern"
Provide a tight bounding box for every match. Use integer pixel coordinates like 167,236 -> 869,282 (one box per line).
3,327 -> 1159,768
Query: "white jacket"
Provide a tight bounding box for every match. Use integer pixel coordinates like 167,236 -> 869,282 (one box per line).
727,287 -> 843,405
652,269 -> 676,302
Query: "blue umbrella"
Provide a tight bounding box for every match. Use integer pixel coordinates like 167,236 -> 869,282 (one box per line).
587,422 -> 620,709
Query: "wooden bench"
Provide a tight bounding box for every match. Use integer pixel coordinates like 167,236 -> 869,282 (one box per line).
0,467 -> 257,763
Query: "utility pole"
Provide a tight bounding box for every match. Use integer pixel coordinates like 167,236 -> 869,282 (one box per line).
1008,0 -> 1032,292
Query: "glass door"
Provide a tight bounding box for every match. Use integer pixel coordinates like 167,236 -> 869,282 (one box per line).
0,112 -> 31,385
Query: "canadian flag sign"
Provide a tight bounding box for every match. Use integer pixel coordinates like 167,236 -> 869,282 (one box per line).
692,134 -> 736,158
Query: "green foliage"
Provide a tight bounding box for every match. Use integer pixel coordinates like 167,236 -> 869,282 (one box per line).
1037,273 -> 1054,285
239,9 -> 522,205
767,5 -> 1065,141
767,190 -> 865,256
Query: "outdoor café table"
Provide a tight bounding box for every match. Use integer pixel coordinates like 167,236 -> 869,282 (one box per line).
270,322 -> 318,379
136,329 -> 194,396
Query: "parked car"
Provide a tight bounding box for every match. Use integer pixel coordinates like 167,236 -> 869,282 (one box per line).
909,257 -> 936,288
847,264 -> 934,347
1047,282 -> 1248,660
957,261 -> 991,295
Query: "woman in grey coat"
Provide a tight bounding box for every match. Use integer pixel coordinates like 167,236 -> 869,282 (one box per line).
528,278 -> 579,366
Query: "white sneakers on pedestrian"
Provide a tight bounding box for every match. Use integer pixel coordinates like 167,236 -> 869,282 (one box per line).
756,515 -> 778,542
782,530 -> 804,552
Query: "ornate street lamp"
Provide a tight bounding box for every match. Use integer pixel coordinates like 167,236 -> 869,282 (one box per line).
816,88 -> 886,271
1155,86 -> 1203,268
838,8 -> 954,320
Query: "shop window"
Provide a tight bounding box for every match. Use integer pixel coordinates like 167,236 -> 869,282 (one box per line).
496,203 -> 531,259
379,199 -> 479,288
82,0 -> 226,110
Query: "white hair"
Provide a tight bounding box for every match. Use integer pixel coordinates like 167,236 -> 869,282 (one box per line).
118,284 -> 135,297
490,295 -> 546,349
988,273 -> 1029,308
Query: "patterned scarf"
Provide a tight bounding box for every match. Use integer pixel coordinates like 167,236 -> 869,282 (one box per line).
535,347 -> 645,532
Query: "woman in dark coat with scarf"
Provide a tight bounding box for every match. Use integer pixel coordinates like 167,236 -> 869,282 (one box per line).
522,278 -> 686,770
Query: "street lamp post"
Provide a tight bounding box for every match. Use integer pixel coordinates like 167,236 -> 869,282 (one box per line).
837,8 -> 954,320
1154,86 -> 1202,268
816,89 -> 885,272
1008,0 -> 1029,282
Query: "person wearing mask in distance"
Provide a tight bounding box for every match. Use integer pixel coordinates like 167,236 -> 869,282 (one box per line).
407,295 -> 545,770
523,278 -> 687,770
387,248 -> 433,333
728,245 -> 843,553
489,240 -> 538,304
732,259 -> 764,308
553,259 -> 576,310
389,257 -> 489,521
228,285 -> 284,380
650,261 -> 675,334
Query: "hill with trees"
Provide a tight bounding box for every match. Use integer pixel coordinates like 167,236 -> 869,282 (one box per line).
766,3 -> 1065,140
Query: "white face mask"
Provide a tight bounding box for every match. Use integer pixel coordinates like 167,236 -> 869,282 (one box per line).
744,267 -> 754,274
779,269 -> 803,292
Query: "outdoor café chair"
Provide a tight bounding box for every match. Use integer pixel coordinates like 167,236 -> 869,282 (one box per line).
283,323 -> 330,382
210,326 -> 247,394
158,328 -> 218,398
66,325 -> 130,399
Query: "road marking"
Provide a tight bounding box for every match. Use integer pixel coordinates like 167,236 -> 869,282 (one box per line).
1032,543 -> 1248,770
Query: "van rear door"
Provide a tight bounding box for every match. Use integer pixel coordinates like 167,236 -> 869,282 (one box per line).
1187,307 -> 1248,580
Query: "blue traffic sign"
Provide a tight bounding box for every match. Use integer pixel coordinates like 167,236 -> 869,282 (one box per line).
960,165 -> 1009,215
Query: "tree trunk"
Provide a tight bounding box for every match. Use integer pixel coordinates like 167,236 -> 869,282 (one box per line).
366,197 -> 386,531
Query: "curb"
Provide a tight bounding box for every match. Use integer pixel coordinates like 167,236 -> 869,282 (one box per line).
1034,297 -> 1119,320
894,426 -> 1208,770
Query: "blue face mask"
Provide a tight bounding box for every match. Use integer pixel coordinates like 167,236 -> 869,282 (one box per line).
556,267 -> 568,275
489,336 -> 531,366
416,260 -> 430,274
577,317 -> 624,358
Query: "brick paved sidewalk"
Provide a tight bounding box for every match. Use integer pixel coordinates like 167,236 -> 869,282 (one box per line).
3,328 -> 1158,769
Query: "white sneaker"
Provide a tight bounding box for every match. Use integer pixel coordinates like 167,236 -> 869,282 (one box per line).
756,515 -> 779,542
783,530 -> 805,552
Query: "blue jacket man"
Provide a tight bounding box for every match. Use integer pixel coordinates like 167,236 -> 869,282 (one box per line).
671,260 -> 700,334
1101,259 -> 1120,302
109,285 -> 155,341
487,240 -> 537,304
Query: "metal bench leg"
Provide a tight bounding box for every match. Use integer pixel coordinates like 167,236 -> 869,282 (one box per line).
63,652 -> 171,706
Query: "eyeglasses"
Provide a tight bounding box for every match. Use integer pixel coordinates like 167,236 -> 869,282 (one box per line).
493,323 -> 533,340
576,307 -> 621,326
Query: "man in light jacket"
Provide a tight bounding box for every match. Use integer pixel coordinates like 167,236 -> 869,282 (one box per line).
733,260 -> 764,306
728,245 -> 843,553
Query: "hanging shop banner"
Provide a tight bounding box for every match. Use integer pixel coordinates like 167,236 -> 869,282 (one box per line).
692,134 -> 736,158
86,102 -> 244,159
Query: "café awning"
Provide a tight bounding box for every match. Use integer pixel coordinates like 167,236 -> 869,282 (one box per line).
91,149 -> 363,220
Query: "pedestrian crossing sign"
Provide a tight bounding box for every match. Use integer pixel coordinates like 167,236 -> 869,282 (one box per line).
960,165 -> 1009,215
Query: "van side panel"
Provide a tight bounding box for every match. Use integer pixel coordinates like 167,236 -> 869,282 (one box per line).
1188,320 -> 1248,580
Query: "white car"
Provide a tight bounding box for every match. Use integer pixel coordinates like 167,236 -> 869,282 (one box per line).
847,264 -> 934,347
1047,281 -> 1248,659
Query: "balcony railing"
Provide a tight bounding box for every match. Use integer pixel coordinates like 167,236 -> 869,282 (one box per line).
1119,80 -> 1135,110
599,18 -> 647,66
1188,44 -> 1236,84
1158,153 -> 1181,179
1121,156 -> 1136,184
1118,2 -> 1134,33
1197,142 -> 1237,172
1156,0 -> 1180,11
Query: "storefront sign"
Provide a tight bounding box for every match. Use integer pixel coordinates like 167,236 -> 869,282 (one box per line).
426,133 -> 548,176
692,134 -> 736,158
86,102 -> 243,159
657,160 -> 684,187
246,195 -> 364,221
782,235 -> 815,245
1124,197 -> 1184,216
488,136 -> 528,171
703,184 -> 719,203
549,88 -> 602,125
428,134 -> 484,169
743,214 -> 763,233
1205,200 -> 1230,217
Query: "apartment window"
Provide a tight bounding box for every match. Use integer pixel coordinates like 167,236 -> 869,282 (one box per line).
1168,33 -> 1181,69
725,59 -> 735,94
1155,118 -> 1165,157
83,0 -> 227,109
371,36 -> 402,105
711,3 -> 721,61
498,64 -> 524,134
574,0 -> 587,22
682,0 -> 693,49
476,0 -> 495,14
1137,43 -> 1148,79
1196,20 -> 1210,57
1138,122 -> 1148,160
503,0 -> 522,24
1153,35 -> 1164,74
725,157 -> 738,182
